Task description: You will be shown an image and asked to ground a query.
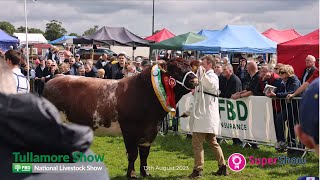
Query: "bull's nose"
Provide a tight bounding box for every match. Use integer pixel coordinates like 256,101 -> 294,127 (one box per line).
190,78 -> 199,86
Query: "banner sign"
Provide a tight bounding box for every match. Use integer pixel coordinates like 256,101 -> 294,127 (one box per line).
178,95 -> 277,143
218,97 -> 276,143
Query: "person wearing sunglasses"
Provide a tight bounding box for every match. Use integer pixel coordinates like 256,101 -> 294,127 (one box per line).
266,65 -> 302,155
273,63 -> 284,75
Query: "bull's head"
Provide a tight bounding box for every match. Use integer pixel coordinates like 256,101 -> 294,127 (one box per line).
158,58 -> 199,92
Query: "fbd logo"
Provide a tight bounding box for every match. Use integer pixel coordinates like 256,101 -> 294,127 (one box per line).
12,163 -> 32,173
228,153 -> 246,172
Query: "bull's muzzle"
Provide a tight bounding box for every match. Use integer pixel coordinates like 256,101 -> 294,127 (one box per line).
190,78 -> 199,87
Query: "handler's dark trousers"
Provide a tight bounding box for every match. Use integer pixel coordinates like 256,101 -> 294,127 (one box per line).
192,132 -> 226,170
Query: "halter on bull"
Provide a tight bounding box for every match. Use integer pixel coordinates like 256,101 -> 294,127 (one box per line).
43,58 -> 199,179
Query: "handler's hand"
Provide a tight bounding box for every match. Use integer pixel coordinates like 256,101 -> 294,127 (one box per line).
180,113 -> 189,118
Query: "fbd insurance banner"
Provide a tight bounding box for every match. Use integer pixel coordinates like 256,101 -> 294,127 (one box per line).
218,96 -> 277,143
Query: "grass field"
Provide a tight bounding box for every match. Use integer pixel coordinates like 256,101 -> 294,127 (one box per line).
91,132 -> 319,180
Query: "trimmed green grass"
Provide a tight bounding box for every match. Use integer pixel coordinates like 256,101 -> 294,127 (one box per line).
91,133 -> 319,180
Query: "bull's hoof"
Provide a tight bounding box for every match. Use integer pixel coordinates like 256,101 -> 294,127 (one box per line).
141,170 -> 151,177
127,170 -> 137,179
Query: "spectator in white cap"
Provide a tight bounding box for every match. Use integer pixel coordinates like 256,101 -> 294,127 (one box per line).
135,57 -> 143,72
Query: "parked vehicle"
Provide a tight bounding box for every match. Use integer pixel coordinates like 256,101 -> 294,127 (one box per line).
77,47 -> 117,61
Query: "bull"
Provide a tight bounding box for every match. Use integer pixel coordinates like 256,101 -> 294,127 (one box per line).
43,58 -> 198,179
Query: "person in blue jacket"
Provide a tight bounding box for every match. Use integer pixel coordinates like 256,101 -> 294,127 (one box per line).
266,64 -> 301,154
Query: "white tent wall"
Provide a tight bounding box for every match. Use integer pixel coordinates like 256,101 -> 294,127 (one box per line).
13,33 -> 48,44
110,46 -> 149,59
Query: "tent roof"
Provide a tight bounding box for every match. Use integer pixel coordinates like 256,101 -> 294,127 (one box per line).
145,28 -> 175,42
72,37 -> 107,45
0,29 -> 19,43
262,28 -> 302,43
150,32 -> 206,50
50,35 -> 77,44
277,29 -> 319,78
183,25 -> 277,53
197,29 -> 219,37
279,29 -> 319,46
86,26 -> 150,47
13,33 -> 47,44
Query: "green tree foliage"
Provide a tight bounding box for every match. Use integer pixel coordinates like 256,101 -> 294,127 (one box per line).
16,26 -> 44,34
16,26 -> 26,33
0,21 -> 15,35
44,20 -> 67,41
69,33 -> 79,37
82,25 -> 99,36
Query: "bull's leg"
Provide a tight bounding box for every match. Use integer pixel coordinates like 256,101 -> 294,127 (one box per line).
139,145 -> 151,177
124,140 -> 139,179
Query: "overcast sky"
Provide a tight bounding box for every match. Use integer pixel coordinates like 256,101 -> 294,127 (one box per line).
0,0 -> 318,37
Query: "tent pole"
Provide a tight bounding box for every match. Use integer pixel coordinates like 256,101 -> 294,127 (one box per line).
132,46 -> 135,61
24,0 -> 30,81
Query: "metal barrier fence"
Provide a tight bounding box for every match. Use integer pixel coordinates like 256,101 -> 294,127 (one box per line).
158,97 -> 314,157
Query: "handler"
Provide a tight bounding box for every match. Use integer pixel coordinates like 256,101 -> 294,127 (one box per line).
181,55 -> 228,178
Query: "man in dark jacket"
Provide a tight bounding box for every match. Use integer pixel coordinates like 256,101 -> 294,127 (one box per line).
220,64 -> 242,98
84,63 -> 97,77
34,58 -> 50,96
110,53 -> 126,79
219,64 -> 242,145
231,60 -> 260,149
0,58 -> 109,180
235,59 -> 249,90
301,55 -> 317,84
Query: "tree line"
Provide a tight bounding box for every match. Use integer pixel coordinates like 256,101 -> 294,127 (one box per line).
0,20 -> 99,41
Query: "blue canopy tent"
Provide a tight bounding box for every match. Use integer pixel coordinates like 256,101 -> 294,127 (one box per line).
50,35 -> 77,45
197,29 -> 219,37
0,29 -> 19,51
184,25 -> 277,53
196,29 -> 220,54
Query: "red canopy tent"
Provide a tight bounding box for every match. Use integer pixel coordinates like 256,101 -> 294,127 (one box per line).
277,29 -> 319,78
145,28 -> 175,42
262,28 -> 301,43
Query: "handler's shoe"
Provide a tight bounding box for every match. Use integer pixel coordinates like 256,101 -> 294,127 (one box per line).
214,165 -> 229,176
188,169 -> 202,179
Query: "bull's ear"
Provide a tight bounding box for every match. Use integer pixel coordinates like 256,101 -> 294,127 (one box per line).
157,60 -> 167,73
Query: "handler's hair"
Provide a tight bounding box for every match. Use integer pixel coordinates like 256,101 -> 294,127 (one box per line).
201,55 -> 215,67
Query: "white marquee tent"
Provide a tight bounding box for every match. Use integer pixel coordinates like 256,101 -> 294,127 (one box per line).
13,33 -> 48,44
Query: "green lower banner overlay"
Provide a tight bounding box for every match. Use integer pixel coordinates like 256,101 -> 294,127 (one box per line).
12,163 -> 32,173
12,163 -> 106,173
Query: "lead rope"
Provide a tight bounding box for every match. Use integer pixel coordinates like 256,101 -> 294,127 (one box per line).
193,68 -> 206,119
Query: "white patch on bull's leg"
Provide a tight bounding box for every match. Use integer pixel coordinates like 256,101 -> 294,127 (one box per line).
99,82 -> 120,122
94,122 -> 122,136
93,110 -> 102,128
